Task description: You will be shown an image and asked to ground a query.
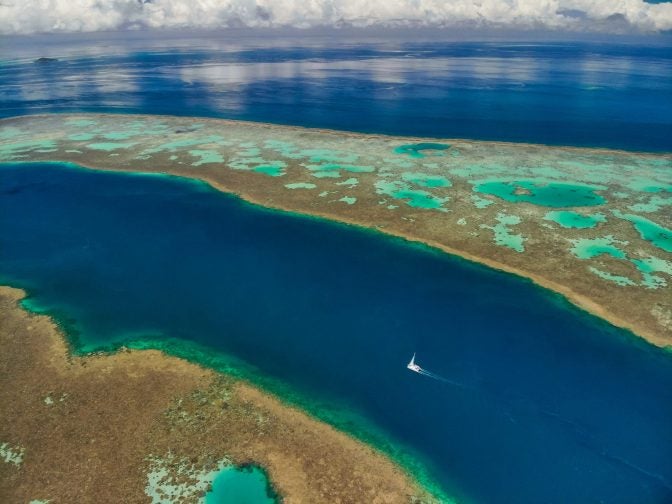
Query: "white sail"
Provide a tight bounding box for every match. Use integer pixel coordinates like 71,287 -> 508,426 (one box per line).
407,352 -> 421,372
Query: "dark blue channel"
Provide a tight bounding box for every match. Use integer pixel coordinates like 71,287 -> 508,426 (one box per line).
1,162 -> 671,504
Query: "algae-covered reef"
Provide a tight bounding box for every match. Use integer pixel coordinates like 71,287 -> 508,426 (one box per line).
0,286 -> 434,503
1,113 -> 671,346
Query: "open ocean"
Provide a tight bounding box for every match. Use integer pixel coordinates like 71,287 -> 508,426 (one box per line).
1,33 -> 671,151
1,34 -> 671,504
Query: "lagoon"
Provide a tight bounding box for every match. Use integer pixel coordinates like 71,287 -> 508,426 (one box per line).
204,465 -> 276,504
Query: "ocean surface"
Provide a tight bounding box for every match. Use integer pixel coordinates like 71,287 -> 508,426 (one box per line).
1,33 -> 672,503
1,32 -> 671,151
1,162 -> 671,504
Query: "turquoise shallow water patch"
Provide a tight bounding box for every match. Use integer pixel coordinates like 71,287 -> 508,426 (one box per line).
227,157 -> 286,177
627,178 -> 672,194
311,170 -> 340,178
570,232 -> 670,289
570,236 -> 626,259
481,213 -> 525,252
336,177 -> 358,187
285,182 -> 316,189
474,180 -> 605,207
631,257 -> 672,289
401,172 -> 451,188
253,163 -> 285,177
189,149 -> 224,166
0,441 -> 24,466
471,194 -> 494,209
628,195 -> 672,213
204,465 -> 276,504
631,257 -> 672,276
144,455 -> 276,504
375,180 -> 447,210
544,211 -> 606,229
588,267 -> 636,287
393,189 -> 446,209
613,211 -> 672,253
394,143 -> 451,158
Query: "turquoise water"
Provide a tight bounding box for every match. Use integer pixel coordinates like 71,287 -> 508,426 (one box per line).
613,212 -> 672,252
482,213 -> 525,252
544,211 -> 606,229
474,180 -> 605,207
204,465 -> 276,504
1,162 -> 672,504
375,179 -> 448,210
389,189 -> 445,209
402,173 -> 452,188
394,143 -> 451,158
252,165 -> 286,177
571,236 -> 626,260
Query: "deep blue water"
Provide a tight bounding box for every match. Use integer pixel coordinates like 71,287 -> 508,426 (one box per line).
1,162 -> 671,504
1,33 -> 671,151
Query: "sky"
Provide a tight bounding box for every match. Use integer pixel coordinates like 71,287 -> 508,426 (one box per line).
1,0 -> 672,36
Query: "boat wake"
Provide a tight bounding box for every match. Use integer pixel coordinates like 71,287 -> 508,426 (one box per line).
406,353 -> 463,386
406,354 -> 672,492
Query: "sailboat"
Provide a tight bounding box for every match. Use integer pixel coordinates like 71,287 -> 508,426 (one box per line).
406,353 -> 458,386
407,352 -> 421,373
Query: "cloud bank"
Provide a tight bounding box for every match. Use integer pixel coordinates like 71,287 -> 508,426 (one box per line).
1,0 -> 671,35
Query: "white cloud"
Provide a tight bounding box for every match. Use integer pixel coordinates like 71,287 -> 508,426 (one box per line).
1,0 -> 671,35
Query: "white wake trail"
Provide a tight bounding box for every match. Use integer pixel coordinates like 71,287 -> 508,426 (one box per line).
411,361 -> 465,388
417,367 -> 454,383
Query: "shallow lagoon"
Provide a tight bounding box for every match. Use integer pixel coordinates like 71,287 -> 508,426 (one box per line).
474,180 -> 605,207
204,465 -> 276,504
544,210 -> 605,229
1,162 -> 672,504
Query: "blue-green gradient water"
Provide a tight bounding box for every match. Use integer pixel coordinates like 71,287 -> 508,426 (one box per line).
1,162 -> 671,504
205,465 -> 276,504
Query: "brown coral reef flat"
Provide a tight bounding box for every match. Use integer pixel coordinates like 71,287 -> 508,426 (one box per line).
1,114 -> 670,347
0,286 -> 432,504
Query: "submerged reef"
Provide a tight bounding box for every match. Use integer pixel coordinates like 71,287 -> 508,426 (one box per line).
0,286 -> 433,503
1,113 -> 671,346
